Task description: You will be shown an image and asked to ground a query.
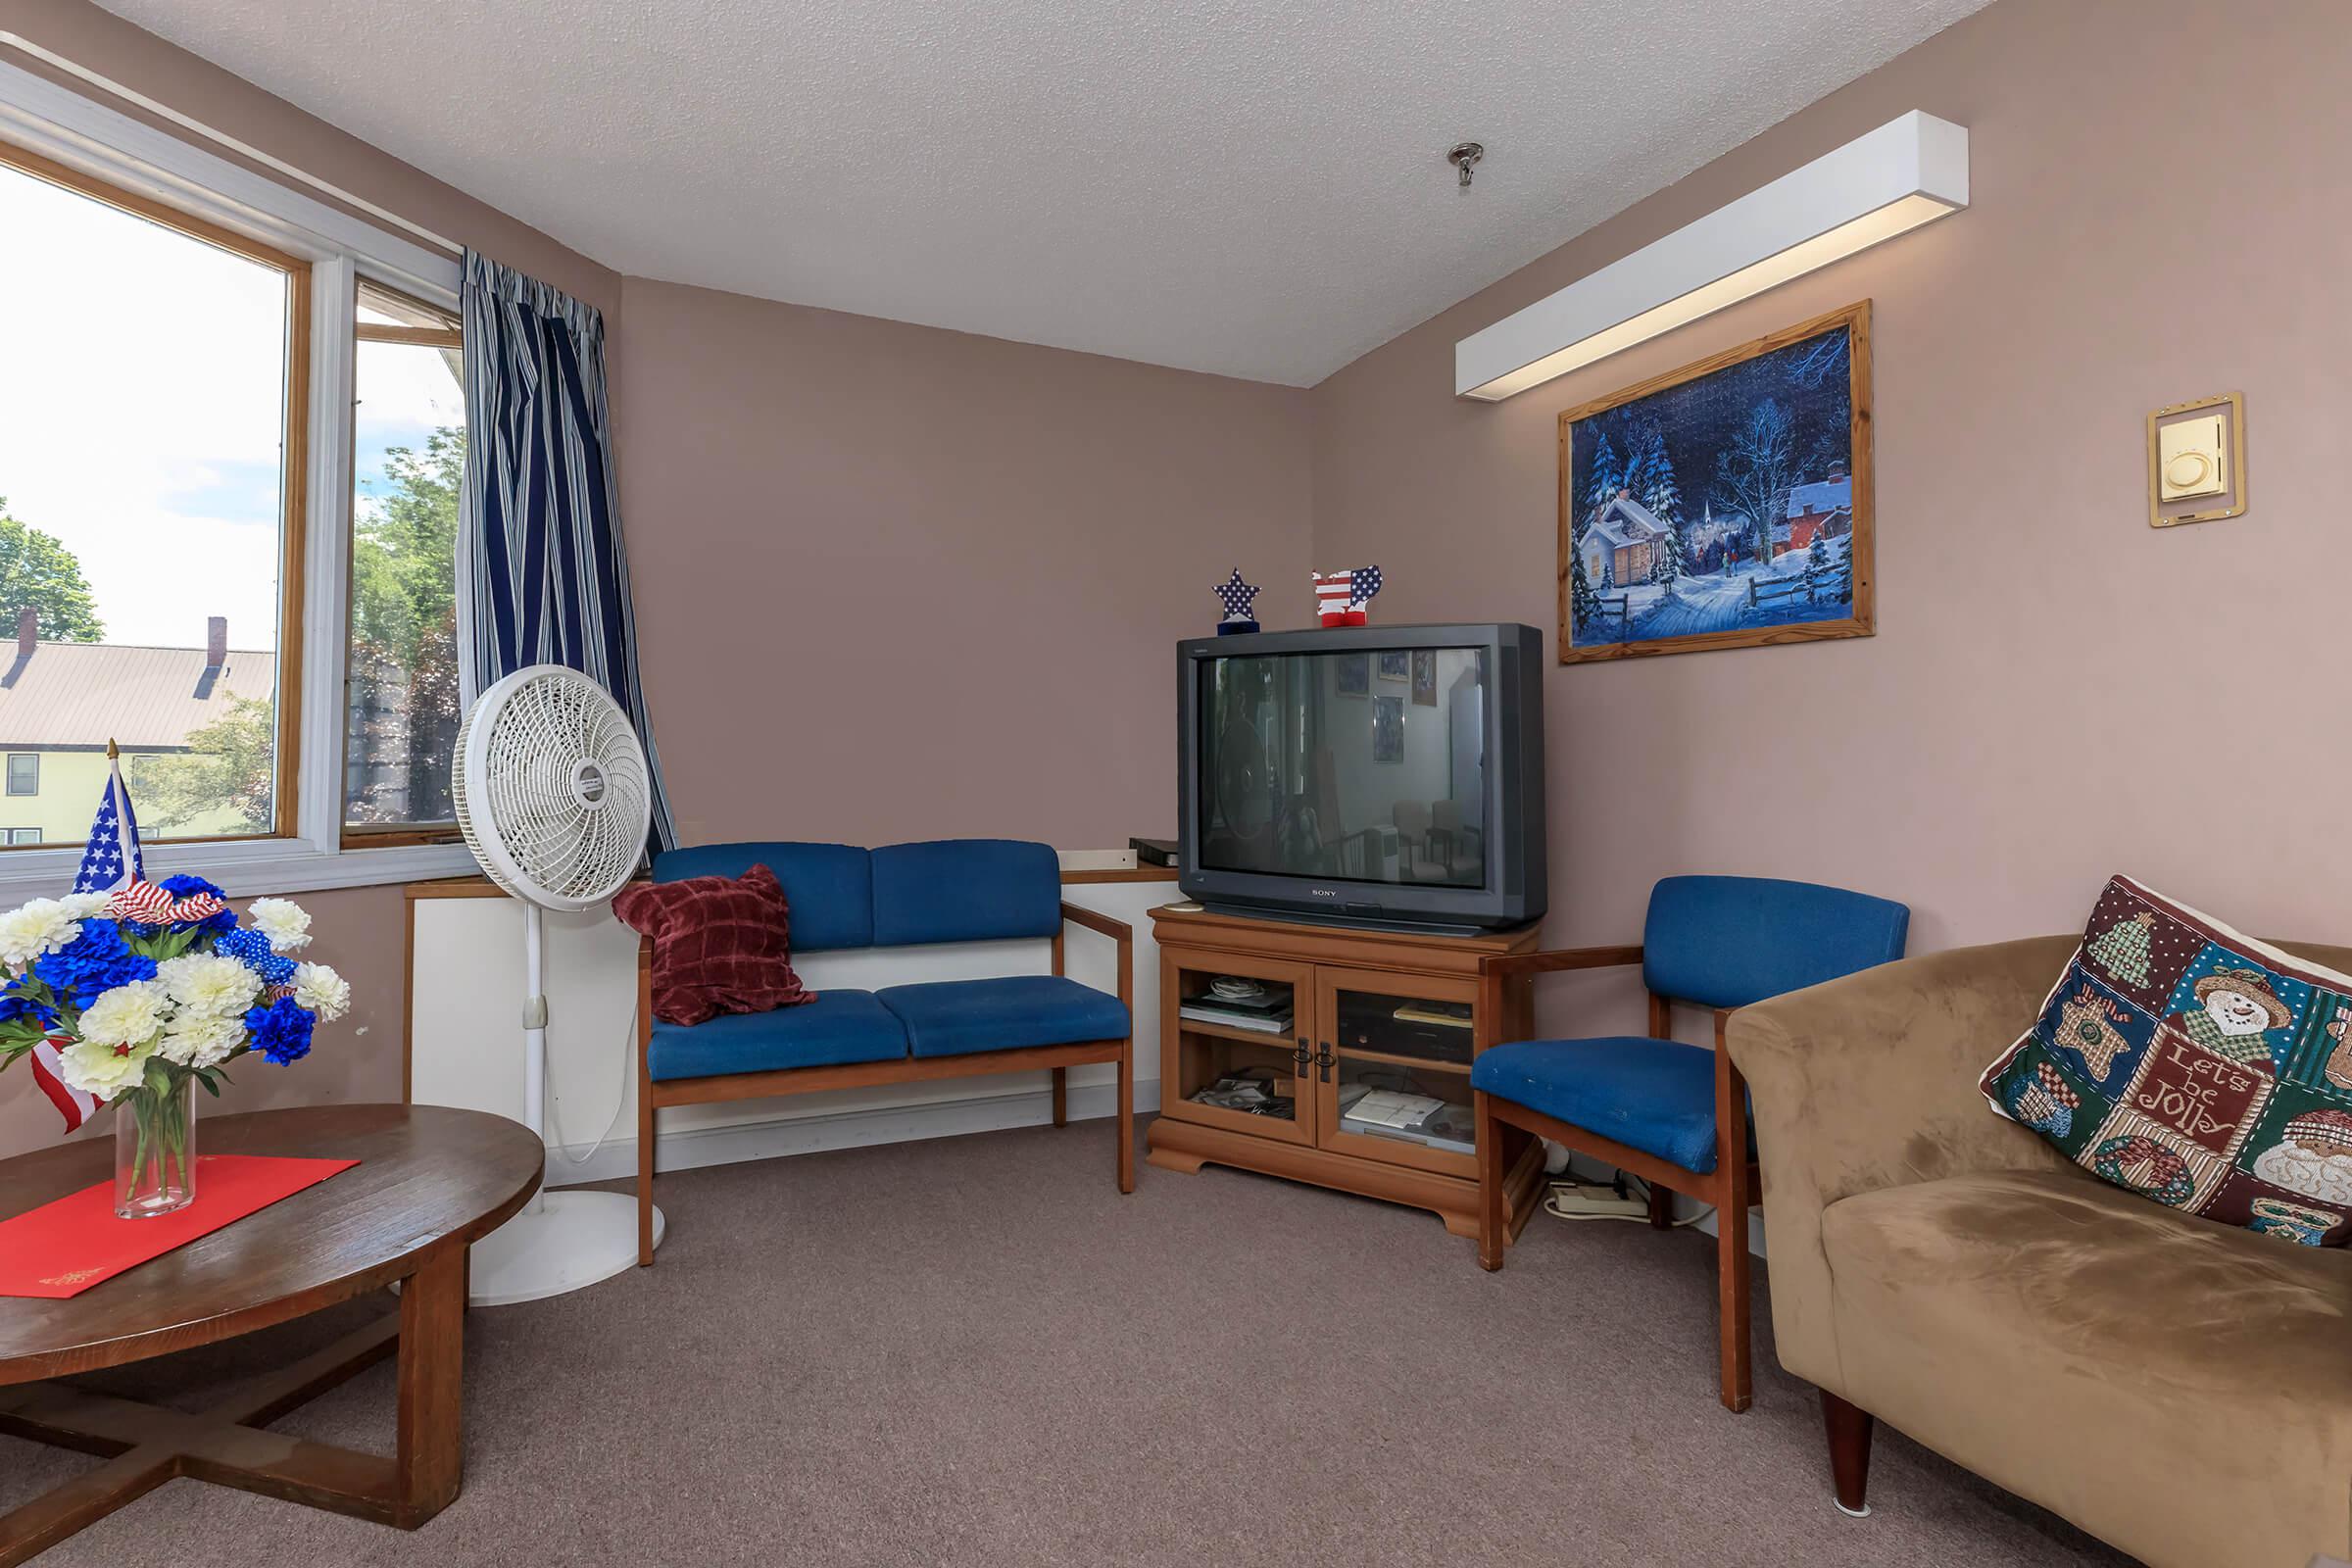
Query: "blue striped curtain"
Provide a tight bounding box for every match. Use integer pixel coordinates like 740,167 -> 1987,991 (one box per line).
458,249 -> 677,853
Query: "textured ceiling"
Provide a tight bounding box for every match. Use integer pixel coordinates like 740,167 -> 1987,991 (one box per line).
93,0 -> 1990,385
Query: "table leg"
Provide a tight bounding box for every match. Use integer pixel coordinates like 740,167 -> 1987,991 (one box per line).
0,1445 -> 178,1568
395,1244 -> 466,1524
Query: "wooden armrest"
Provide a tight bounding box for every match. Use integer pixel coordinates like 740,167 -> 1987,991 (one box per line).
1059,902 -> 1132,943
636,932 -> 652,972
1480,944 -> 1642,979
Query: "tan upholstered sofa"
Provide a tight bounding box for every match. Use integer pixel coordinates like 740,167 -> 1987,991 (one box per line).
1730,936 -> 2352,1568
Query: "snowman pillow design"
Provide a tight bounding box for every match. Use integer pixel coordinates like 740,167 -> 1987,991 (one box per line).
1979,873 -> 2352,1247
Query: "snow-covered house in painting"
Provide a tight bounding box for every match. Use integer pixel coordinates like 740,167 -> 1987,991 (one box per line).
1579,491 -> 1673,586
1774,462 -> 1853,559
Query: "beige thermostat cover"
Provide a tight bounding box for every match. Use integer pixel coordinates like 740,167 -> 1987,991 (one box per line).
2157,414 -> 2227,501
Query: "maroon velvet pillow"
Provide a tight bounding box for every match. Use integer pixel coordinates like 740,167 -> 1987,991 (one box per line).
612,863 -> 814,1026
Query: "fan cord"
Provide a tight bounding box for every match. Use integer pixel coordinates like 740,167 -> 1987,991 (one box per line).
541,997 -> 638,1168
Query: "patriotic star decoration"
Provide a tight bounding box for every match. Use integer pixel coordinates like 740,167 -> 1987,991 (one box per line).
1213,568 -> 1261,624
75,800 -> 129,892
1349,565 -> 1383,605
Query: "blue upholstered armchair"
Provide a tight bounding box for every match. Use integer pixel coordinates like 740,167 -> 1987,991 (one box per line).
1469,875 -> 1909,1411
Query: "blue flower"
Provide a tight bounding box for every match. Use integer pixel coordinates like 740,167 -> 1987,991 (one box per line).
32,919 -> 157,1002
214,926 -> 296,985
0,984 -> 58,1030
244,996 -> 316,1065
159,874 -> 235,935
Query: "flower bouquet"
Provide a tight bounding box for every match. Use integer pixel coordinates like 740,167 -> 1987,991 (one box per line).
0,877 -> 350,1217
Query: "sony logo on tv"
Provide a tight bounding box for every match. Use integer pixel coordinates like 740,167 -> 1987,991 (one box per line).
1310,889 -> 1340,899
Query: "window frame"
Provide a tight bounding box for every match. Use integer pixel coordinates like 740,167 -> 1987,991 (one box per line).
0,138 -> 312,846
0,57 -> 479,902
343,281 -> 465,850
5,756 -> 35,797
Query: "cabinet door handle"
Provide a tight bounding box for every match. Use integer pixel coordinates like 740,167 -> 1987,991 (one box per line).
1292,1042 -> 1313,1069
1315,1045 -> 1335,1082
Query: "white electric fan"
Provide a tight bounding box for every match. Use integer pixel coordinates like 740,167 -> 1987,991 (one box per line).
453,662 -> 664,1303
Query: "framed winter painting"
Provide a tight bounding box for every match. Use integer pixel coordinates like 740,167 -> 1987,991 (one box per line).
1556,299 -> 1874,663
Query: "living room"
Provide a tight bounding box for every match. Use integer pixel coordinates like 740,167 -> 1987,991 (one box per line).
0,2 -> 2343,1565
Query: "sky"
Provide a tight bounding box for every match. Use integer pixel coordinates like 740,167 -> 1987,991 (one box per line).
0,163 -> 461,654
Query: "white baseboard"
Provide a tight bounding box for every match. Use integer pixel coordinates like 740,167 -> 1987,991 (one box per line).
543,1078 -> 1162,1189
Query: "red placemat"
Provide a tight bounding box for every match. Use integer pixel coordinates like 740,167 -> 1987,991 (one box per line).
0,1154 -> 359,1299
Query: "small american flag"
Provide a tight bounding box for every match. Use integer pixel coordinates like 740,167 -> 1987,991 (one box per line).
28,748 -> 149,1132
27,1039 -> 96,1135
72,750 -> 143,896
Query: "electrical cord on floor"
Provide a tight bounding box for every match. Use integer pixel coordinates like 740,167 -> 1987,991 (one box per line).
541,1000 -> 638,1167
1542,1172 -> 1716,1229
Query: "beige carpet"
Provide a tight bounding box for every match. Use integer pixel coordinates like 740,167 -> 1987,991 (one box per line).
4,1116 -> 2131,1567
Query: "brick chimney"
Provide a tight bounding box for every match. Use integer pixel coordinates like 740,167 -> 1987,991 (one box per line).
206,615 -> 227,669
16,608 -> 33,659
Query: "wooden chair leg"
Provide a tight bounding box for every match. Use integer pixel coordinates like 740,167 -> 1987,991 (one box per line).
1713,1022 -> 1753,1412
1052,1066 -> 1068,1128
1822,1390 -> 1875,1515
1115,1042 -> 1135,1195
636,1069 -> 657,1269
637,955 -> 658,1267
1646,1181 -> 1673,1229
1716,1192 -> 1752,1411
1474,1093 -> 1504,1270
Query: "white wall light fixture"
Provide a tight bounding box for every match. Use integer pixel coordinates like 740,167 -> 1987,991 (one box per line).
1454,111 -> 1967,401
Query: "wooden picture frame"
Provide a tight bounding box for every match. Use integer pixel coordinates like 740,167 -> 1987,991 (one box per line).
1557,300 -> 1875,664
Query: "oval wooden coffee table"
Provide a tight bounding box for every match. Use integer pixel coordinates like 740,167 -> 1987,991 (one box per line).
0,1103 -> 541,1564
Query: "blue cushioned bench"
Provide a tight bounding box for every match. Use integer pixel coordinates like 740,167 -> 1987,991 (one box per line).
635,839 -> 1134,1263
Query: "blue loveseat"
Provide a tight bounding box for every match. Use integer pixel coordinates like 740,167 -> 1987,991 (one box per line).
635,839 -> 1134,1262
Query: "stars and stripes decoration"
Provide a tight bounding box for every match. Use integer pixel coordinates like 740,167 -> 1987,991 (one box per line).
26,747 -> 151,1132
1212,568 -> 1260,634
27,1039 -> 95,1134
109,880 -> 227,926
71,751 -> 143,897
1313,564 -> 1383,627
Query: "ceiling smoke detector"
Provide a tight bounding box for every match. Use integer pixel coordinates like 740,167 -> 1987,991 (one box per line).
1447,142 -> 1485,190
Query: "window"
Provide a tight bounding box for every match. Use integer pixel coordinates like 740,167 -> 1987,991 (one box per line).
0,142 -> 304,846
344,282 -> 463,841
0,73 -> 481,902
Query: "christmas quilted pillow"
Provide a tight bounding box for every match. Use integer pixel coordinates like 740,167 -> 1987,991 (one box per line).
1979,874 -> 2352,1247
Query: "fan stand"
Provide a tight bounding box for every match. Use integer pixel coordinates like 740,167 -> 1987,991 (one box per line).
466,903 -> 664,1305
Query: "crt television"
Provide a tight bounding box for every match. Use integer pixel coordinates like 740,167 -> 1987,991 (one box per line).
1177,623 -> 1546,933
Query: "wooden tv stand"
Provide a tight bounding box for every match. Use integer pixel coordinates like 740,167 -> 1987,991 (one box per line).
1146,905 -> 1547,1239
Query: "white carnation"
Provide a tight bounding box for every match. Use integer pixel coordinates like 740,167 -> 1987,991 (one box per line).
291,961 -> 351,1022
59,1036 -> 154,1102
58,891 -> 115,919
157,953 -> 262,1018
158,1010 -> 248,1068
76,979 -> 171,1051
245,898 -> 313,953
0,899 -> 80,967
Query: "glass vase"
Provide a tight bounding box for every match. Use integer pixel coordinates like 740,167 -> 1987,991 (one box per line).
115,1073 -> 197,1218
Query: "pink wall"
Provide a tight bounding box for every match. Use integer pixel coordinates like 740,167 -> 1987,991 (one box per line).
8,0 -> 2343,1157
1309,0 -> 2352,959
0,3 -> 618,1156
613,277 -> 1312,850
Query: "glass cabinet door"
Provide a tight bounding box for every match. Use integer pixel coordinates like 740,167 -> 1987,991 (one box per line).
1311,966 -> 1482,1177
1160,953 -> 1316,1147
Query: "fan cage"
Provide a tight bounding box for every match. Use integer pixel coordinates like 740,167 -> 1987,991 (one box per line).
454,665 -> 652,911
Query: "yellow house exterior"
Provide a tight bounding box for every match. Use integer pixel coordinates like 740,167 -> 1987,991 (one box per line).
1,612 -> 276,851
